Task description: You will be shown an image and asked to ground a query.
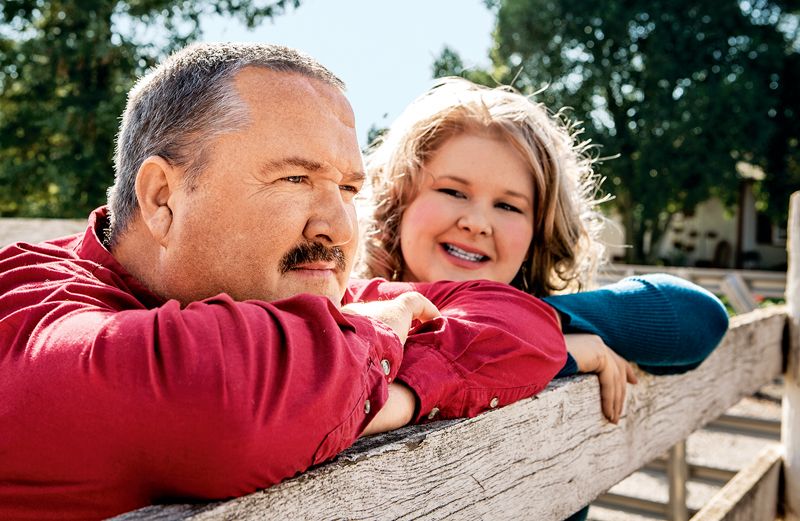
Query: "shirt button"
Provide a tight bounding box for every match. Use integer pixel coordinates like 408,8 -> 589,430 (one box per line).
427,407 -> 440,420
381,359 -> 391,376
489,397 -> 499,409
364,399 -> 371,414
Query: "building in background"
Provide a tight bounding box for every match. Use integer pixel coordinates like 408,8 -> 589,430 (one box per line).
602,163 -> 787,271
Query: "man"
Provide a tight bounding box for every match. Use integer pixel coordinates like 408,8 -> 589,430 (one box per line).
0,43 -> 565,520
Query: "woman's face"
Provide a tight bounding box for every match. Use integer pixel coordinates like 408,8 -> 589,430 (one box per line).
399,131 -> 534,284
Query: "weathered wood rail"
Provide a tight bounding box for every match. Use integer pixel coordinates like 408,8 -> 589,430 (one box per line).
597,264 -> 786,302
114,305 -> 787,521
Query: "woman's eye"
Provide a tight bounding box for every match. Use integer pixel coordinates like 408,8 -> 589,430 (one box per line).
496,202 -> 523,214
437,188 -> 466,199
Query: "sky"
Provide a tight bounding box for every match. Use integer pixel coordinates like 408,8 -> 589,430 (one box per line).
200,0 -> 496,146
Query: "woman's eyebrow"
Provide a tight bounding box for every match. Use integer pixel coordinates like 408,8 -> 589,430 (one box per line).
504,189 -> 531,204
438,174 -> 531,205
435,174 -> 470,185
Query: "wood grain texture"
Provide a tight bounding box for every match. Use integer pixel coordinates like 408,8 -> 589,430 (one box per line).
691,445 -> 782,521
113,306 -> 787,521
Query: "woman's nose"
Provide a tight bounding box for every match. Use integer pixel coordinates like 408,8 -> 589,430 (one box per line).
457,205 -> 492,236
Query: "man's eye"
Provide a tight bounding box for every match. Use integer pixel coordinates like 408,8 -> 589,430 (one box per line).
283,175 -> 306,184
340,184 -> 360,194
496,202 -> 523,214
437,188 -> 466,199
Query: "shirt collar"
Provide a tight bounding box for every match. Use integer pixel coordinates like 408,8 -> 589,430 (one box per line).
75,206 -> 165,307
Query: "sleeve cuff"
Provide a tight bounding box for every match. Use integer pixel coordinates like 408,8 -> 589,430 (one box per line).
396,345 -> 462,423
556,353 -> 579,377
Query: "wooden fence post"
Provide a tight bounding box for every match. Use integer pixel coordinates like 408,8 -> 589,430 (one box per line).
783,191 -> 800,520
667,440 -> 689,521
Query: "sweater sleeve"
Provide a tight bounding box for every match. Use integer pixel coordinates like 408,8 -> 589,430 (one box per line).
350,278 -> 567,422
8,291 -> 402,513
544,274 -> 729,376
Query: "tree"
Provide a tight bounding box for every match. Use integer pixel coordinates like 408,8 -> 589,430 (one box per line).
438,0 -> 799,263
0,0 -> 299,217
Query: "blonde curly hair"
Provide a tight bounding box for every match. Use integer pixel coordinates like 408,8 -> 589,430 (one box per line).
360,78 -> 607,297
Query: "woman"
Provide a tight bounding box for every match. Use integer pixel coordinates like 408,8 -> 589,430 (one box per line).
360,77 -> 729,520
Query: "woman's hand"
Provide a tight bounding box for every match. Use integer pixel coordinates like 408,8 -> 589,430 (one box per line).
565,334 -> 638,424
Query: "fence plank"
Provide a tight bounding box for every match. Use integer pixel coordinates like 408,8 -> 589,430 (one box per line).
720,273 -> 759,314
114,306 -> 786,521
690,445 -> 782,521
783,191 -> 800,520
597,265 -> 786,300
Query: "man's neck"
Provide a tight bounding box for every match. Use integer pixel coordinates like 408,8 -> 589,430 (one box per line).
110,220 -> 164,300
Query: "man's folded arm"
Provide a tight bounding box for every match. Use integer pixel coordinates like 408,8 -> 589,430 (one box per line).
19,293 -> 402,502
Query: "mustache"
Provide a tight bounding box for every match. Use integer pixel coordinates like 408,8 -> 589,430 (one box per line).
280,242 -> 347,273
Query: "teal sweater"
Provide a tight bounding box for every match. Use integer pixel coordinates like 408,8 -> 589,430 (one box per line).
544,274 -> 730,377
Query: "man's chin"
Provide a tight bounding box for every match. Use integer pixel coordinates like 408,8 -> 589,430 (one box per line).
271,275 -> 346,305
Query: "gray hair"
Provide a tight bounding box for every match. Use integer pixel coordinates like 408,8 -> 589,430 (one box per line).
107,42 -> 345,245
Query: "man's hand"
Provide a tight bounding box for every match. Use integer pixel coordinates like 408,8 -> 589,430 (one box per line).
342,292 -> 440,344
565,334 -> 638,424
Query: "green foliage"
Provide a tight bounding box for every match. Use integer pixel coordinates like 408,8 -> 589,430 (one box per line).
0,0 -> 299,217
436,0 -> 800,263
431,45 -> 495,86
365,124 -> 387,151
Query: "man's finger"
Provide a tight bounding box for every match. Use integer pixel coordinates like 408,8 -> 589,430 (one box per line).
399,292 -> 441,322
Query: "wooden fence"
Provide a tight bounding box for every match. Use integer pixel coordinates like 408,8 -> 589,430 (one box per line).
3,213 -> 795,520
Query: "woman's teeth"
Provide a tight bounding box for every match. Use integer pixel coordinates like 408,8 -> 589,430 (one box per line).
444,243 -> 487,262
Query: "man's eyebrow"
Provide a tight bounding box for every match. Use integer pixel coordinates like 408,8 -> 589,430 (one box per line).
261,156 -> 325,174
343,170 -> 367,184
261,157 -> 365,183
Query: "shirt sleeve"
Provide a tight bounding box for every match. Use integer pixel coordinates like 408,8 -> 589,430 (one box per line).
18,292 -> 403,503
544,274 -> 730,376
350,278 -> 567,422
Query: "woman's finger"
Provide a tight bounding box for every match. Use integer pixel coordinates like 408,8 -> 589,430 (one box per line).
616,356 -> 627,422
598,359 -> 619,424
625,361 -> 639,384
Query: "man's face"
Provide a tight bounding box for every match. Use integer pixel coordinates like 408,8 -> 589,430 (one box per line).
161,68 -> 364,304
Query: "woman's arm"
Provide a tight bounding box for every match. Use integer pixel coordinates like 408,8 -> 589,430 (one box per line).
545,274 -> 729,374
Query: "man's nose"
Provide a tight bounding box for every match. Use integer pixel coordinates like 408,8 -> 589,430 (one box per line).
457,204 -> 492,236
304,186 -> 355,246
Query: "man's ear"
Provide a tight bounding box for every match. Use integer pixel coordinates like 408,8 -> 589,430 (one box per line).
135,155 -> 179,247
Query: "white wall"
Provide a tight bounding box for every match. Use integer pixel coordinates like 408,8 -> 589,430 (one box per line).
598,191 -> 787,270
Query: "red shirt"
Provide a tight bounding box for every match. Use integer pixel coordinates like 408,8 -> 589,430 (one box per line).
0,208 -> 565,520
